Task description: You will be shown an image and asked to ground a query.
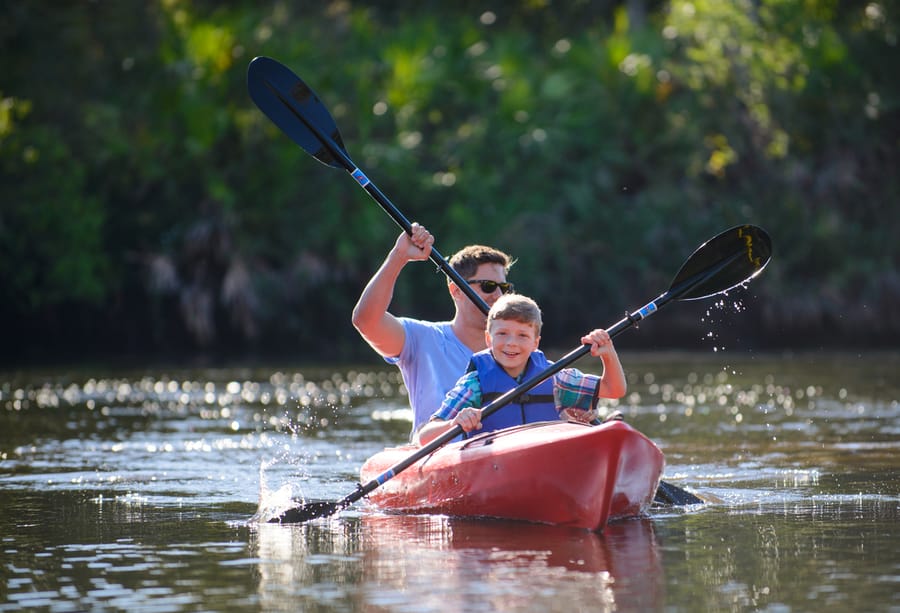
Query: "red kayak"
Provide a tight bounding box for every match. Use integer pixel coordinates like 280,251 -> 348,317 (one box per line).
359,420 -> 665,531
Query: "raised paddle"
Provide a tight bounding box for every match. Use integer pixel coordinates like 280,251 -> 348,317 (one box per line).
246,55 -> 490,315
270,224 -> 773,523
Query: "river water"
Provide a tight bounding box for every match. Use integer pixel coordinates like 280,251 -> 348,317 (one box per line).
1,352 -> 897,612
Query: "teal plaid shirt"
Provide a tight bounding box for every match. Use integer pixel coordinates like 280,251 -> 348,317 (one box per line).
433,367 -> 601,422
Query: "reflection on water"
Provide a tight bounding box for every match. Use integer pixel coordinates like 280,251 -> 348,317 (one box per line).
1,353 -> 898,611
656,496 -> 899,611
251,514 -> 663,612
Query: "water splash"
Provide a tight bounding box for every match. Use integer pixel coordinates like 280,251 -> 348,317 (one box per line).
253,457 -> 304,523
699,295 -> 749,358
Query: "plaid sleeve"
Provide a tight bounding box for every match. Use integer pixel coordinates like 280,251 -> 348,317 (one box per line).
553,368 -> 601,411
432,371 -> 482,421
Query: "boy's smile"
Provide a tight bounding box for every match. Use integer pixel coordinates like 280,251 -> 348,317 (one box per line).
486,319 -> 541,379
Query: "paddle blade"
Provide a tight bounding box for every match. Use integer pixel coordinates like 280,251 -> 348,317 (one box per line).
671,225 -> 772,301
653,481 -> 704,505
247,56 -> 347,168
268,501 -> 342,524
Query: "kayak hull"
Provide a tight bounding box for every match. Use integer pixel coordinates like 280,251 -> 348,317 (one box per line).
359,420 -> 664,531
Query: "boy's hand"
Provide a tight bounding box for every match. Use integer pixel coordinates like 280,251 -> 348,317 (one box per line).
560,407 -> 598,424
452,407 -> 483,432
582,328 -> 615,357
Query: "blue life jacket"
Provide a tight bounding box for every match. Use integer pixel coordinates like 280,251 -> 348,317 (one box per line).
468,348 -> 558,435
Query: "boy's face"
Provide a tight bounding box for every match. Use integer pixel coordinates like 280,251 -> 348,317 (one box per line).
485,318 -> 540,378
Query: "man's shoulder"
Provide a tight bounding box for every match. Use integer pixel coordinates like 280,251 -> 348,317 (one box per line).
398,317 -> 455,337
396,317 -> 469,369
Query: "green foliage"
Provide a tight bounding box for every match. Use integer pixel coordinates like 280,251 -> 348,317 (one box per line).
0,98 -> 108,310
1,0 -> 898,361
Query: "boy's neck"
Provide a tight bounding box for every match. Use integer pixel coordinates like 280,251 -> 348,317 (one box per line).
499,361 -> 528,380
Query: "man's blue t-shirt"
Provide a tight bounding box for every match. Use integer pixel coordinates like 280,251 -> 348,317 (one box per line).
385,318 -> 473,433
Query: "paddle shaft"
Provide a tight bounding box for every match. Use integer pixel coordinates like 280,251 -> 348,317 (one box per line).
261,81 -> 491,315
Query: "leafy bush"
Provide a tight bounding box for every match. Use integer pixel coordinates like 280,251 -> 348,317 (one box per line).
1,1 -> 897,362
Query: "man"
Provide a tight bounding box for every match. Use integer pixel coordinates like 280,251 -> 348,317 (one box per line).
351,223 -> 514,434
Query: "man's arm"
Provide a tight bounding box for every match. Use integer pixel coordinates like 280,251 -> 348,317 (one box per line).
351,224 -> 433,357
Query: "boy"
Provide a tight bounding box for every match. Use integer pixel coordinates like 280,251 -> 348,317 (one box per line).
416,294 -> 626,445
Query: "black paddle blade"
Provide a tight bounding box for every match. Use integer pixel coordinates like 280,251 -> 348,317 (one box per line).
247,56 -> 347,168
268,501 -> 342,524
671,225 -> 772,301
653,480 -> 704,506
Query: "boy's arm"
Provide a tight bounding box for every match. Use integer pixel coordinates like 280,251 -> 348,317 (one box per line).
414,372 -> 482,445
596,347 -> 626,398
415,416 -> 455,446
581,329 -> 627,399
416,407 -> 483,446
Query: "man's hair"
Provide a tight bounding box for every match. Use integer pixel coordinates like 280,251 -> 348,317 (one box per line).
449,245 -> 515,279
487,294 -> 542,334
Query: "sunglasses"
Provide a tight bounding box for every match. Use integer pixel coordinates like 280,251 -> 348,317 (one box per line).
466,279 -> 515,294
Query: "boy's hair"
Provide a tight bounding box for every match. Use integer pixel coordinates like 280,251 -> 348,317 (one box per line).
487,294 -> 542,335
449,245 -> 515,279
